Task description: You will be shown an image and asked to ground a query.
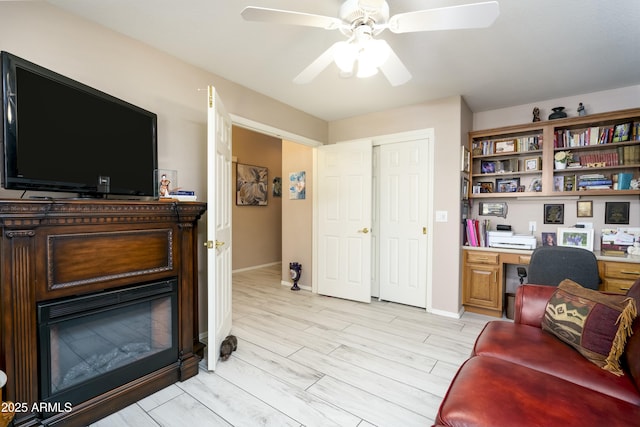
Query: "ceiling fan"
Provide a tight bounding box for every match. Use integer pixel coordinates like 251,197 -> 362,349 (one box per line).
241,0 -> 500,86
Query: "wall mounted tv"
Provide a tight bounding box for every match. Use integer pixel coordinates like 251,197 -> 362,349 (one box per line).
1,51 -> 158,198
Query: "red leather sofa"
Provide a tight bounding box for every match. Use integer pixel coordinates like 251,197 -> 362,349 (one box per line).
434,280 -> 640,427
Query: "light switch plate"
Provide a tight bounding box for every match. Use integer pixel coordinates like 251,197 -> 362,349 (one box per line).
436,211 -> 448,222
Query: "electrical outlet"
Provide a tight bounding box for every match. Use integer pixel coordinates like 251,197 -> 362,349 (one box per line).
529,221 -> 536,232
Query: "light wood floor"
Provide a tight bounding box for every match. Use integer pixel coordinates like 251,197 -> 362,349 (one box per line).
91,264 -> 491,427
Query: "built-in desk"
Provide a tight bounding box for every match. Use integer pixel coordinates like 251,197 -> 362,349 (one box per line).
462,246 -> 640,317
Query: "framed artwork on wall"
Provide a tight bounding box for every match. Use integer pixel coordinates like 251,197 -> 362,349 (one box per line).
577,200 -> 593,218
544,204 -> 564,224
605,202 -> 630,224
236,163 -> 268,206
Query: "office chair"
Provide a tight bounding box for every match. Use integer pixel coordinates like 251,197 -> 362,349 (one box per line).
527,245 -> 600,290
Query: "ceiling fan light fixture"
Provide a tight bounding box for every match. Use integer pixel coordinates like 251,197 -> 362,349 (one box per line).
333,42 -> 357,72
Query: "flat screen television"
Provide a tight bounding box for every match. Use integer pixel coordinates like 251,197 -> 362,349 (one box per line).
1,51 -> 158,197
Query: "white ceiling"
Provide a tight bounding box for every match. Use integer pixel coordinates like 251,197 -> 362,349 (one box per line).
47,0 -> 640,122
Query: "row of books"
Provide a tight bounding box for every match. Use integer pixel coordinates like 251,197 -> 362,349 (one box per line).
554,122 -> 640,148
577,173 -> 612,190
473,135 -> 543,156
160,190 -> 198,201
464,218 -> 490,247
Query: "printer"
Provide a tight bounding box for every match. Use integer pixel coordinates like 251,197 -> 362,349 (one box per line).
487,231 -> 536,250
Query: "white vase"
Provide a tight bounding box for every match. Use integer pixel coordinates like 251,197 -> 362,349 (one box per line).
555,161 -> 567,170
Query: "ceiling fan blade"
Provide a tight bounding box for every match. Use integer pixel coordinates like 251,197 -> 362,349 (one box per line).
241,6 -> 343,30
293,42 -> 344,84
387,1 -> 500,34
377,41 -> 412,86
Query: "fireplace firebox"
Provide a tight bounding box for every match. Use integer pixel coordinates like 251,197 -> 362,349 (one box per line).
37,279 -> 178,415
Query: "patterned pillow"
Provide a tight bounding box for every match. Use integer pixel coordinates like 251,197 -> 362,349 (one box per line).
542,279 -> 637,376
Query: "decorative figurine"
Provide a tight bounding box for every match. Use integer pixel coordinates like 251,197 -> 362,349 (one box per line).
577,102 -> 586,116
159,174 -> 170,197
289,262 -> 302,291
548,106 -> 567,120
532,107 -> 540,122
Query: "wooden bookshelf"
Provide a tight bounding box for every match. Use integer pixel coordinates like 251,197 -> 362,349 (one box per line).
468,108 -> 640,198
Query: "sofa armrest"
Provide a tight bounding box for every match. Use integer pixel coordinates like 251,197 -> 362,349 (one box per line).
514,284 -> 556,328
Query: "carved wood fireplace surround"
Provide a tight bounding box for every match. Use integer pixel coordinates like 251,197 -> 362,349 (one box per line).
0,199 -> 207,427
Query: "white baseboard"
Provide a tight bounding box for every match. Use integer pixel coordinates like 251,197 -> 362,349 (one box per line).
429,307 -> 464,319
232,261 -> 281,274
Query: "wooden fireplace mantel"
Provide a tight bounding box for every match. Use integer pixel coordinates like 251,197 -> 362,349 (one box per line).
0,199 -> 207,427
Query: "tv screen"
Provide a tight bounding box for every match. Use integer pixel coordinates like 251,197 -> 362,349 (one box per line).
1,51 -> 158,197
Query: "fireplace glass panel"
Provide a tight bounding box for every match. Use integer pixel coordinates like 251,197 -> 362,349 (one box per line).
38,279 -> 178,408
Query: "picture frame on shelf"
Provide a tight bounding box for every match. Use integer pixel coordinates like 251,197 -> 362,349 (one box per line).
553,176 -> 564,192
524,157 -> 541,171
557,227 -> 595,252
495,139 -> 515,153
478,181 -> 494,193
544,203 -> 564,224
577,200 -> 593,218
605,201 -> 630,224
496,177 -> 520,193
542,232 -> 557,246
481,160 -> 496,174
612,122 -> 631,142
528,178 -> 542,192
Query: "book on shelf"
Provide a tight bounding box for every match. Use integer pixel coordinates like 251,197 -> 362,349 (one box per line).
464,219 -> 490,247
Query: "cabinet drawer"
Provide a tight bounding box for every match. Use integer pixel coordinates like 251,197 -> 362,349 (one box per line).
601,262 -> 640,280
602,278 -> 635,295
466,251 -> 499,265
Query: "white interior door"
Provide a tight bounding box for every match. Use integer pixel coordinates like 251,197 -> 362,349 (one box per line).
316,140 -> 372,303
378,140 -> 429,307
206,86 -> 232,371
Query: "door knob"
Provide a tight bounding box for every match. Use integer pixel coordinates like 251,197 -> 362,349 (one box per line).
204,240 -> 225,249
358,228 -> 369,234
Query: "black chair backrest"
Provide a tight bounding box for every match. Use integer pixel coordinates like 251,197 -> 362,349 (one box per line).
527,245 -> 600,289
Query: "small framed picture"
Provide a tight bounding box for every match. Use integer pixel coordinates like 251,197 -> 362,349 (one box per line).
542,232 -> 557,246
576,200 -> 593,218
557,227 -> 595,252
524,157 -> 541,171
479,202 -> 508,218
481,161 -> 496,174
461,146 -> 470,173
496,178 -> 520,193
612,122 -> 631,142
478,181 -> 494,193
544,203 -> 564,224
605,201 -> 630,224
495,139 -> 515,153
461,177 -> 469,199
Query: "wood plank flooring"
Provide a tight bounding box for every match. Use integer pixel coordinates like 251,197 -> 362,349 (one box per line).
90,264 -> 491,427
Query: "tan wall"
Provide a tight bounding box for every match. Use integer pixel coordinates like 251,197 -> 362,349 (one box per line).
0,2 -> 326,334
232,127 -> 282,270
281,141 -> 314,288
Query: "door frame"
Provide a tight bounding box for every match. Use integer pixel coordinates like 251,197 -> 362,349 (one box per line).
312,128 -> 436,312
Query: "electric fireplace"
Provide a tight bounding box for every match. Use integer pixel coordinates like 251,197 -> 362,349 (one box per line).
0,200 -> 206,427
37,279 -> 178,415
